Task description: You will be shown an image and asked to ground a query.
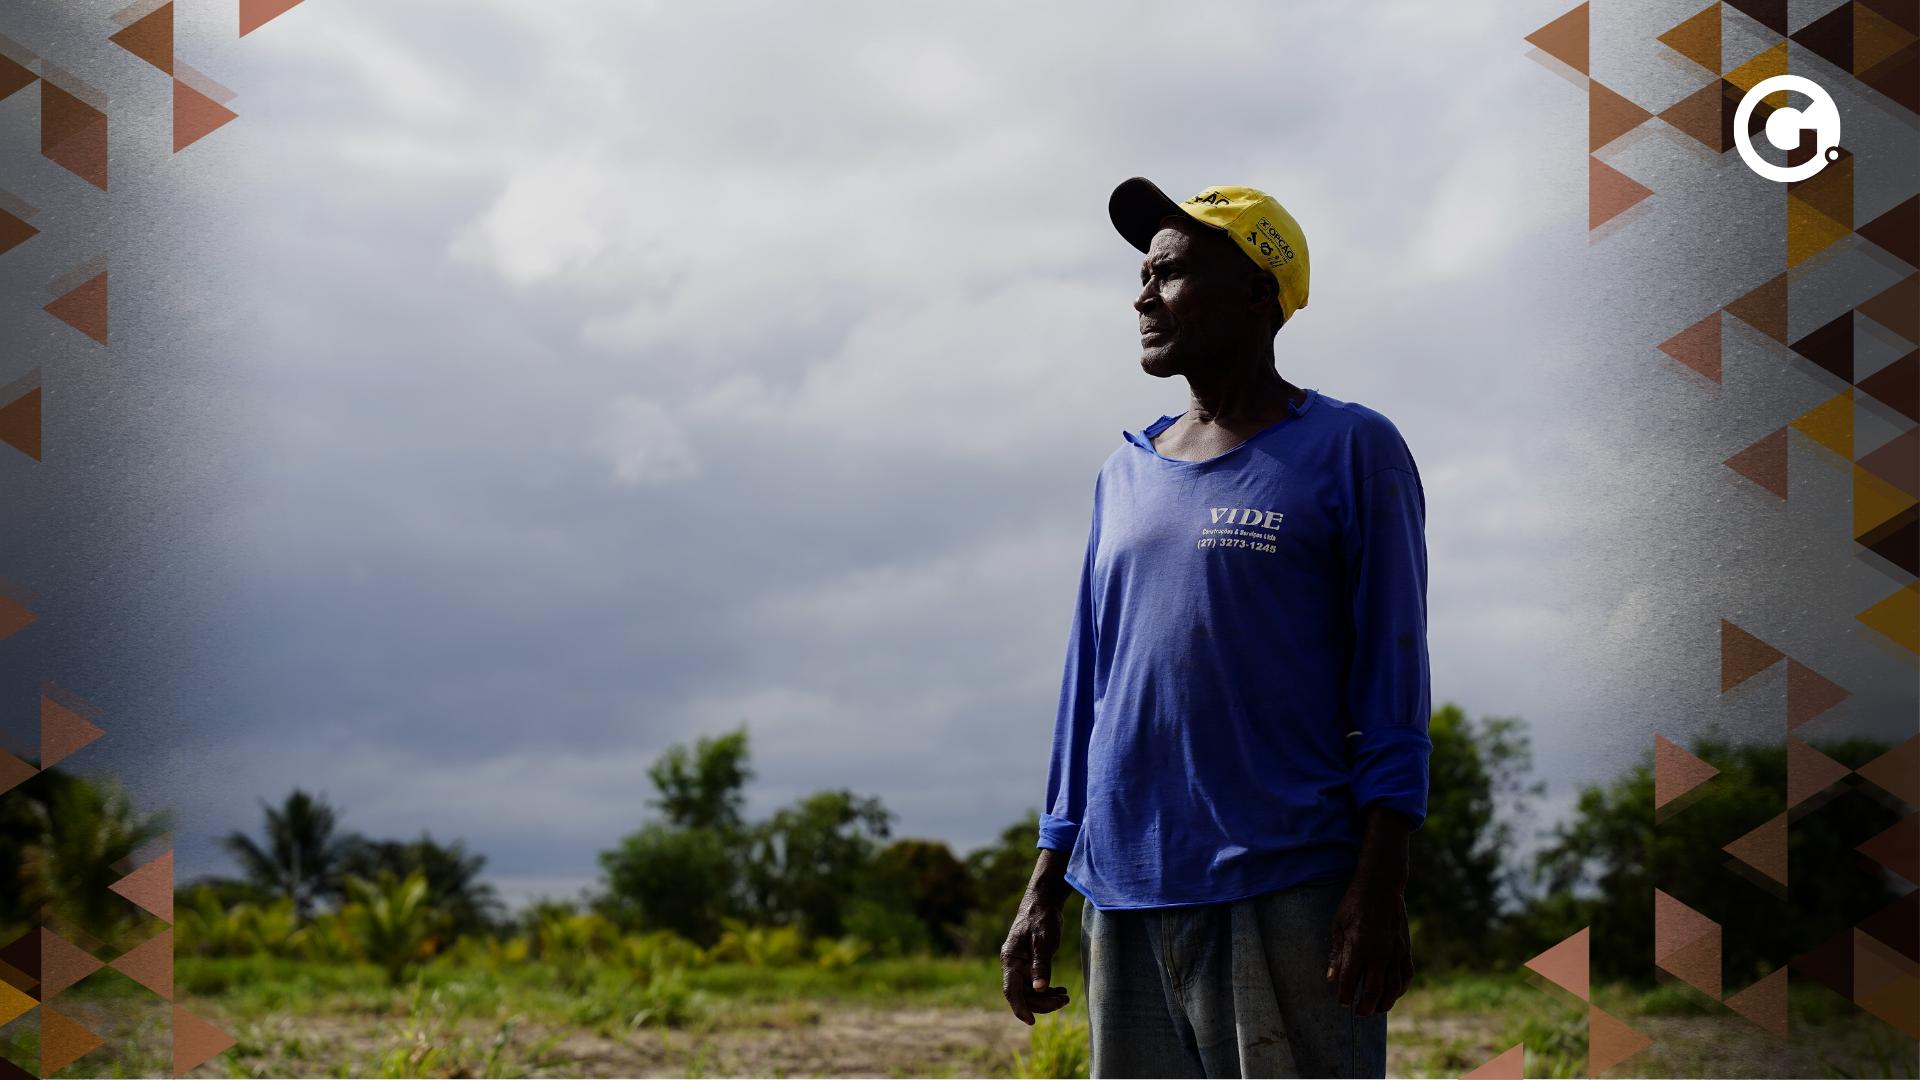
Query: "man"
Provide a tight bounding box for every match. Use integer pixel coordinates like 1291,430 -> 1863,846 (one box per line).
999,179 -> 1431,1079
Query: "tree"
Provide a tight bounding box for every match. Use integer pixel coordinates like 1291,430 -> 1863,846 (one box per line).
962,812 -> 1083,964
221,789 -> 350,921
744,790 -> 891,938
339,869 -> 444,984
599,823 -> 736,945
1408,705 -> 1536,973
1531,737 -> 1902,986
649,726 -> 751,832
10,771 -> 169,941
860,839 -> 978,954
336,833 -> 502,938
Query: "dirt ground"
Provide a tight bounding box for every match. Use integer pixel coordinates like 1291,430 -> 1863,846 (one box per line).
186,1002 -> 1913,1078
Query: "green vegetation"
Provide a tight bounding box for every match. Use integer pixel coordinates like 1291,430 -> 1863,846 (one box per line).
3,714 -> 1911,1078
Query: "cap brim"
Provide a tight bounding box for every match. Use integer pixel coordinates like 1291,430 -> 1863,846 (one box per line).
1108,177 -> 1224,253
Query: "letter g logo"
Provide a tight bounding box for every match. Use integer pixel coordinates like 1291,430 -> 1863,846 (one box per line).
1734,75 -> 1842,183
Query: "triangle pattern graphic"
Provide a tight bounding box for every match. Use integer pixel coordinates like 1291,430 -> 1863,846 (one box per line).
1725,427 -> 1788,499
1793,390 -> 1854,459
1525,926 -> 1589,1001
1658,311 -> 1722,382
1725,273 -> 1788,343
1857,583 -> 1917,656
0,386 -> 40,461
1787,735 -> 1853,805
1654,735 -> 1720,808
41,697 -> 103,768
1461,1043 -> 1526,1080
1855,736 -> 1918,807
107,928 -> 171,1000
40,1004 -> 105,1076
1660,2 -> 1722,71
174,79 -> 237,153
1857,814 -> 1918,886
37,928 -> 101,998
1588,1004 -> 1653,1075
1725,812 -> 1789,886
240,0 -> 308,36
1527,3 -> 1589,74
43,272 -> 107,346
1591,79 -> 1655,150
109,2 -> 173,75
1590,156 -> 1653,230
108,850 -> 173,922
1787,660 -> 1852,730
1722,619 -> 1785,692
0,208 -> 37,257
173,1006 -> 238,1077
1725,966 -> 1790,1037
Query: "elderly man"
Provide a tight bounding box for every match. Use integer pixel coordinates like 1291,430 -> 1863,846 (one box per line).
999,179 -> 1432,1079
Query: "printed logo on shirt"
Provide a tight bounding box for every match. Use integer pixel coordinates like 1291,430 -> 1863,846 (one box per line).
1198,507 -> 1282,554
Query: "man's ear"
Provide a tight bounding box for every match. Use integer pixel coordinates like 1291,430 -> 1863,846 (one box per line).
1248,268 -> 1279,312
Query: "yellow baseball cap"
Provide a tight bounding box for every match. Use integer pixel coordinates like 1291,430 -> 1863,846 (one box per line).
1108,177 -> 1310,323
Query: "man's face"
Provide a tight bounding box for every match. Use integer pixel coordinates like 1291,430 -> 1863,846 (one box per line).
1135,217 -> 1269,379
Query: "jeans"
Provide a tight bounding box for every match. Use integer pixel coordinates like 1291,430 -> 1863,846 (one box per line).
1082,879 -> 1388,1079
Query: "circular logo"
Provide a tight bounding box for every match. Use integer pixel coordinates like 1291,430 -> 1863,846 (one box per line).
1734,75 -> 1842,183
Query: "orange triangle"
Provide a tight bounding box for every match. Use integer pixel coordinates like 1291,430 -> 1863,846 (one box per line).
109,2 -> 173,75
1461,1043 -> 1525,1079
174,80 -> 238,153
1659,311 -> 1722,383
38,927 -> 102,998
46,116 -> 108,191
240,0 -> 307,36
173,1005 -> 237,1077
1792,390 -> 1855,459
1526,926 -> 1589,1001
1659,80 -> 1729,152
0,207 -> 37,257
1653,888 -> 1717,961
1591,80 -> 1655,150
1857,582 -> 1918,655
1662,927 -> 1723,999
0,751 -> 37,796
1724,812 -> 1789,886
1858,272 -> 1918,346
1857,814 -> 1918,886
43,271 -> 107,345
0,53 -> 34,101
1786,661 -> 1851,730
108,928 -> 171,1000
1655,735 -> 1720,808
0,977 -> 33,1027
1588,1004 -> 1653,1074
40,1004 -> 105,1076
1790,152 -> 1854,231
40,697 -> 103,768
1725,427 -> 1788,499
1659,3 -> 1722,72
0,386 -> 41,461
1855,735 -> 1918,807
1857,965 -> 1919,1039
1527,3 -> 1590,74
1727,40 -> 1790,96
109,850 -> 174,922
1725,273 -> 1789,344
1722,619 -> 1785,691
0,594 -> 37,642
39,81 -> 102,155
1590,156 -> 1653,230
1789,197 -> 1853,267
1857,2 -> 1920,75
1787,736 -> 1853,806
1725,966 -> 1790,1038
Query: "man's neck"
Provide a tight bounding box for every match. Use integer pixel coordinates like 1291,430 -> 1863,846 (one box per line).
1152,356 -> 1303,462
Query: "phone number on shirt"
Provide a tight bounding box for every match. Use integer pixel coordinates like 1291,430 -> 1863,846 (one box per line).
1198,537 -> 1277,553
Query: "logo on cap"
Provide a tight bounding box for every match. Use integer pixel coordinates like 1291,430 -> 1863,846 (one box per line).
1734,75 -> 1842,183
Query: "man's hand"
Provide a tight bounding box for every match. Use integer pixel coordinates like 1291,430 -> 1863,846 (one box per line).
1326,805 -> 1414,1017
1001,847 -> 1073,1025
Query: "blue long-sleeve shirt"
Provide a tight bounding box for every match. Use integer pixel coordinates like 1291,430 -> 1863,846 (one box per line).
1040,390 -> 1432,910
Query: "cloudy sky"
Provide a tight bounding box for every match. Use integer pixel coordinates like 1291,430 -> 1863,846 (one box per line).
136,0 -> 1675,900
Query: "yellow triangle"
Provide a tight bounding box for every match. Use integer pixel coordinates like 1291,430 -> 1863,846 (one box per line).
1791,389 -> 1853,459
1856,2 -> 1919,76
1790,198 -> 1853,267
0,976 -> 34,1026
1659,3 -> 1722,73
1856,465 -> 1919,538
1727,41 -> 1790,104
1858,584 -> 1918,655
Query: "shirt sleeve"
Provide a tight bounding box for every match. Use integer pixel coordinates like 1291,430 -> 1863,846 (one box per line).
1039,503 -> 1102,852
1343,462 -> 1433,829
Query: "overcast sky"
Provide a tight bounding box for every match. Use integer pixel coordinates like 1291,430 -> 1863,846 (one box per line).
141,0 -> 1772,901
